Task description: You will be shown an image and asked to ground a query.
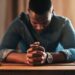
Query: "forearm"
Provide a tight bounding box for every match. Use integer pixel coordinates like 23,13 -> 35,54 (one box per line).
47,48 -> 75,63
5,52 -> 27,64
51,52 -> 66,63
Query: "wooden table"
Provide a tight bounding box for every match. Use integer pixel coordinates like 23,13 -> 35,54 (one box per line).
0,62 -> 75,75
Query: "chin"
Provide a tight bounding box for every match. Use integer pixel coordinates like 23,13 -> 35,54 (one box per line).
35,29 -> 43,33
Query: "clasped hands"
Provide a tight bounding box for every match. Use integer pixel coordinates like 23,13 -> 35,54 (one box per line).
26,42 -> 47,65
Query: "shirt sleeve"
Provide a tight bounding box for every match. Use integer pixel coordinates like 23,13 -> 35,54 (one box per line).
0,18 -> 21,61
0,49 -> 15,61
59,18 -> 75,61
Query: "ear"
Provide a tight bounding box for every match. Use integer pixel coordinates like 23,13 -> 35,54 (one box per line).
51,5 -> 53,12
26,8 -> 30,14
52,9 -> 54,14
27,8 -> 30,13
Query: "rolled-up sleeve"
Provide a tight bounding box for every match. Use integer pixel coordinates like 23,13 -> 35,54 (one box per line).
0,49 -> 15,61
59,18 -> 75,61
0,18 -> 21,61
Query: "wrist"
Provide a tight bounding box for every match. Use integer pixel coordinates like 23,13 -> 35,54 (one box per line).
59,50 -> 72,61
46,52 -> 53,64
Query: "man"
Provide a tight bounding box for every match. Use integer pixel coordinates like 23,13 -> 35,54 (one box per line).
0,0 -> 75,65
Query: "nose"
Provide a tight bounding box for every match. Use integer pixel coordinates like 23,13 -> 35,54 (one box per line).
36,24 -> 41,30
34,24 -> 43,32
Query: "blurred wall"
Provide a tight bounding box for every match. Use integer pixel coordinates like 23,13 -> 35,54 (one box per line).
0,0 -> 75,41
0,0 -> 27,42
52,0 -> 75,27
0,0 -> 7,41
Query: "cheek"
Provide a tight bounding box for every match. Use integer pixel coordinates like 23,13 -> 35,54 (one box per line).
29,19 -> 34,26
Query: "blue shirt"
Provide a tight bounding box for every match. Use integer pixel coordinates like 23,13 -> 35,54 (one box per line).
0,12 -> 75,61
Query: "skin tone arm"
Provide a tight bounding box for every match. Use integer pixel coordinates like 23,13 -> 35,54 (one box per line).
5,51 -> 66,65
5,42 -> 47,65
5,42 -> 66,65
5,52 -> 28,64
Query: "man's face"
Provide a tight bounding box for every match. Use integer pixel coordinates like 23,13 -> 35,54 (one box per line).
28,9 -> 53,32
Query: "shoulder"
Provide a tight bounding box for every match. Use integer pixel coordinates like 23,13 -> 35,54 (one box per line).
18,12 -> 28,21
6,12 -> 28,32
52,14 -> 72,28
10,12 -> 28,25
10,12 -> 28,26
49,14 -> 72,32
56,15 -> 72,28
54,14 -> 71,24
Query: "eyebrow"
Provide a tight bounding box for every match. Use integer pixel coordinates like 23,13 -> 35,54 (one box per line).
32,19 -> 48,25
37,17 -> 48,23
